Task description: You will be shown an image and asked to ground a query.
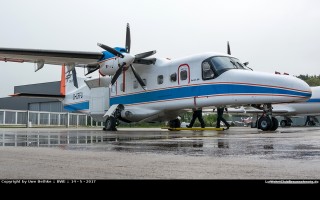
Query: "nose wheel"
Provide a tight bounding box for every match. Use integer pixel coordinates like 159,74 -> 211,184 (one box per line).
254,104 -> 279,131
257,116 -> 278,131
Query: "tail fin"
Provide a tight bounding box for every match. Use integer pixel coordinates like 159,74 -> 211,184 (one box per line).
63,65 -> 90,113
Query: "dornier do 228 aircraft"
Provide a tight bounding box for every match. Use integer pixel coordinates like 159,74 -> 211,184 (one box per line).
0,23 -> 312,131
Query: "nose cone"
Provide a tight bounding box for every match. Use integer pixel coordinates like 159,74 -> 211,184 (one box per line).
283,75 -> 312,100
224,70 -> 312,103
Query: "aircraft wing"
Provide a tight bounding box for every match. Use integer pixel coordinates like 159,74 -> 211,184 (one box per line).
0,47 -> 103,66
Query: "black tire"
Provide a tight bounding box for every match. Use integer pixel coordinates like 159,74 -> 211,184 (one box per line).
168,118 -> 181,128
270,117 -> 279,131
105,116 -> 117,131
308,121 -> 316,126
258,116 -> 272,131
280,120 -> 287,128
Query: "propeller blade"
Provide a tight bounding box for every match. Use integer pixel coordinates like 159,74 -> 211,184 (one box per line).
135,50 -> 156,59
111,63 -> 126,85
72,68 -> 78,88
130,64 -> 146,90
227,41 -> 231,55
85,64 -> 100,76
126,23 -> 131,53
97,43 -> 124,58
133,58 -> 156,65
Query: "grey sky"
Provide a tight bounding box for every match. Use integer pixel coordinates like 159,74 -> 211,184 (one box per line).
1,0 -> 320,97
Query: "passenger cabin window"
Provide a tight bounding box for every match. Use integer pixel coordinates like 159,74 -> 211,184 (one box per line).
170,73 -> 177,82
202,61 -> 215,80
180,70 -> 188,81
133,80 -> 138,89
157,75 -> 164,85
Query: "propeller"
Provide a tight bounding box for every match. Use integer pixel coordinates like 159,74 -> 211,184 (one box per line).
111,62 -> 126,85
85,63 -> 100,76
97,43 -> 124,58
126,23 -> 131,53
97,23 -> 155,90
135,50 -> 156,59
130,64 -> 146,89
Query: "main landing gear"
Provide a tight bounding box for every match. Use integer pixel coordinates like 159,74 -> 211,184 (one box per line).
254,104 -> 279,131
103,105 -> 123,131
168,118 -> 181,129
104,116 -> 119,131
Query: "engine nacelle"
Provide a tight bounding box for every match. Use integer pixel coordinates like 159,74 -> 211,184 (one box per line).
99,59 -> 119,76
98,53 -> 134,76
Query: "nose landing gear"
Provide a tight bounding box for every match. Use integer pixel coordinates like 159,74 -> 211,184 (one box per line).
254,104 -> 279,131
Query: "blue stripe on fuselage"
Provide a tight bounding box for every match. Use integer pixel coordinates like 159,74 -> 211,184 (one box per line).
307,98 -> 320,103
64,101 -> 89,111
110,84 -> 311,105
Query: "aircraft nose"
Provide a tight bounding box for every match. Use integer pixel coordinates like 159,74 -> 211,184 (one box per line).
284,75 -> 311,99
227,70 -> 312,103
265,72 -> 311,102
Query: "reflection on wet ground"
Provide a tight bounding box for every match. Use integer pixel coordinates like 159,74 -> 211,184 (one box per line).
1,127 -> 320,160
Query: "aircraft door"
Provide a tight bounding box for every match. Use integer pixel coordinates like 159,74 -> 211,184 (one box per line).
178,64 -> 190,85
89,87 -> 110,115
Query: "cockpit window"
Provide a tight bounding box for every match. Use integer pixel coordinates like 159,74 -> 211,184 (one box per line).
202,61 -> 215,80
210,56 -> 246,75
202,56 -> 246,80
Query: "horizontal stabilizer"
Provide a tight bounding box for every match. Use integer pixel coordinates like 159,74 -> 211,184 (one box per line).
10,93 -> 65,99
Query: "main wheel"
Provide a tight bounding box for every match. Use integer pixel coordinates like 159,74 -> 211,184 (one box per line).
308,121 -> 316,126
105,116 -> 117,131
258,116 -> 272,131
280,120 -> 287,128
269,117 -> 279,131
168,118 -> 181,128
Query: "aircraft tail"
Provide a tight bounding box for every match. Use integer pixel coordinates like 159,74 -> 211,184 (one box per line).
62,65 -> 90,113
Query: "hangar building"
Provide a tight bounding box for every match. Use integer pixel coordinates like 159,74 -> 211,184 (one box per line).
0,81 -> 65,112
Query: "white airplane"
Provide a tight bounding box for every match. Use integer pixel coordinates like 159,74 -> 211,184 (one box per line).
230,86 -> 320,128
0,24 -> 312,131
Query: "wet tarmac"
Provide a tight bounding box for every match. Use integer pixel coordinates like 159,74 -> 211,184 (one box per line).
1,126 -> 320,179
1,126 -> 320,160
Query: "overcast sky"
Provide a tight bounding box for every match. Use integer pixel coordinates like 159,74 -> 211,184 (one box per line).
1,0 -> 320,97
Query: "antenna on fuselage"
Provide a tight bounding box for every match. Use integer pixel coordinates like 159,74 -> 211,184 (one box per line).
227,41 -> 231,55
